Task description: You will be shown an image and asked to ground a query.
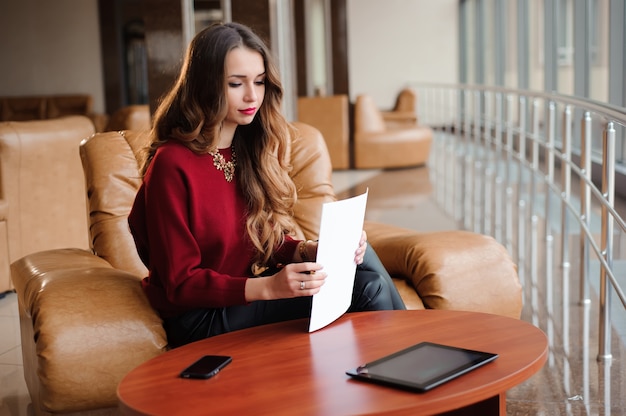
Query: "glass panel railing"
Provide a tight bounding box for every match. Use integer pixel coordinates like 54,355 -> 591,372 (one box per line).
415,83 -> 626,361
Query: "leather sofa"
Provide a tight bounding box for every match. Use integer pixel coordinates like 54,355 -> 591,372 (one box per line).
11,122 -> 521,415
0,116 -> 94,294
353,94 -> 433,169
0,95 -> 108,132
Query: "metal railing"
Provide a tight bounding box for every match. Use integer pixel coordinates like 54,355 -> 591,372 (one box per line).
415,83 -> 626,361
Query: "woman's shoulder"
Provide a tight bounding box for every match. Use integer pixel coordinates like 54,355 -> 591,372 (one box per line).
156,140 -> 192,155
153,141 -> 208,165
147,141 -> 209,178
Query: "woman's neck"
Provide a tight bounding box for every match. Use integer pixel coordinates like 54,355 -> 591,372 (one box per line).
218,121 -> 237,148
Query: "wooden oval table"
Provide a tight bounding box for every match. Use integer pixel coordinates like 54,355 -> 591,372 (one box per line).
118,310 -> 547,415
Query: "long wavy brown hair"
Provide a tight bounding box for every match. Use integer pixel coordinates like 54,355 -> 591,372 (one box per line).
140,22 -> 297,270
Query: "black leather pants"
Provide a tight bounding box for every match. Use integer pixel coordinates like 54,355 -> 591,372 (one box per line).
164,245 -> 406,348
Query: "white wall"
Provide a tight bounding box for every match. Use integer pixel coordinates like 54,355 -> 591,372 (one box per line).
347,0 -> 458,110
0,0 -> 459,116
0,0 -> 105,113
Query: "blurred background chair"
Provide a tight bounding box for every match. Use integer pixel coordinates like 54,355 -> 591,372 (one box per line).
296,95 -> 350,170
0,95 -> 108,132
380,87 -> 419,129
0,116 -> 94,294
105,104 -> 151,132
353,93 -> 432,169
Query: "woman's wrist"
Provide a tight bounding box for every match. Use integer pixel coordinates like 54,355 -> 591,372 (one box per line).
298,240 -> 318,262
245,276 -> 269,301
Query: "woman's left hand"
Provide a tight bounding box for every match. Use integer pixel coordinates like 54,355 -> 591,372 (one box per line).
355,230 -> 367,265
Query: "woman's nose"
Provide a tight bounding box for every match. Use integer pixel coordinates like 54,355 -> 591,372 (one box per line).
244,85 -> 257,102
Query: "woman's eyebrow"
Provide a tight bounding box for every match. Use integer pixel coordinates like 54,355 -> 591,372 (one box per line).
227,72 -> 266,79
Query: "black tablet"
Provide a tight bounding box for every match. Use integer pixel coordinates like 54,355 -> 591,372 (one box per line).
346,341 -> 498,393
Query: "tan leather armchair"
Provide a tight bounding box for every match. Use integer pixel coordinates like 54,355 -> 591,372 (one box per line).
105,105 -> 151,132
0,95 -> 108,132
0,200 -> 9,294
11,122 -> 521,415
296,95 -> 350,170
0,116 -> 94,294
381,87 -> 419,128
353,94 -> 433,169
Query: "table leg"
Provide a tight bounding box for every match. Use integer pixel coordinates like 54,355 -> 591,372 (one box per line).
437,392 -> 505,415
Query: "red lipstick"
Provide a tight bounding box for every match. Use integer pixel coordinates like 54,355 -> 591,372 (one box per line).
240,107 -> 256,115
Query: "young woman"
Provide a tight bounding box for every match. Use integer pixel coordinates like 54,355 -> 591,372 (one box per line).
128,22 -> 405,348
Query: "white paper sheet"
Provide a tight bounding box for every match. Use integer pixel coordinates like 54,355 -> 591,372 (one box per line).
308,189 -> 368,332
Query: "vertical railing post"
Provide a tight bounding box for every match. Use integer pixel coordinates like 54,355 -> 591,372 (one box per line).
494,92 -> 504,243
455,88 -> 464,222
441,87 -> 449,215
464,90 -> 473,229
448,87 -> 457,217
530,99 -> 540,283
580,111 -> 592,304
561,105 -> 572,268
598,122 -> 615,362
434,88 -> 444,208
545,101 -> 556,242
530,99 -> 540,221
484,91 -> 493,236
473,90 -> 482,233
518,96 -> 527,194
505,94 -> 515,254
518,96 -> 527,266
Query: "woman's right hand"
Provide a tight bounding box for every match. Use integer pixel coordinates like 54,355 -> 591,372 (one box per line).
245,262 -> 326,301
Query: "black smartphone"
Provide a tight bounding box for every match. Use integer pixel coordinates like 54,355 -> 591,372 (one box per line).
179,355 -> 232,379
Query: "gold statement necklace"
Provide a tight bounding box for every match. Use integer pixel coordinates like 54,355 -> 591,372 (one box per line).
209,146 -> 236,182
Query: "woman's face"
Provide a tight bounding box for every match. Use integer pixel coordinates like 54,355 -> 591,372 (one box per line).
223,47 -> 266,129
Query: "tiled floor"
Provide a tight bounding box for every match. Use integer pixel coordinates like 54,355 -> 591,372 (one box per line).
0,292 -> 29,416
1,160 -> 625,415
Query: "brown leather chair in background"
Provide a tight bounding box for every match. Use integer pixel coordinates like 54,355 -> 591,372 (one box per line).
0,200 -> 9,294
381,87 -> 419,128
47,95 -> 109,132
0,97 -> 46,121
353,94 -> 433,169
0,95 -> 108,132
296,95 -> 350,170
105,104 -> 151,132
11,122 -> 521,414
0,116 -> 94,293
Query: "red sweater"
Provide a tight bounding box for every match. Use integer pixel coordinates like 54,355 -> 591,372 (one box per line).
128,141 -> 299,317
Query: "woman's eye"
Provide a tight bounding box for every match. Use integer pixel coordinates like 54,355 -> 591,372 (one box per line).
255,79 -> 265,86
228,82 -> 242,88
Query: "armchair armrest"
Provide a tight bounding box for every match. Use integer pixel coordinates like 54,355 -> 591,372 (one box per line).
364,221 -> 522,319
380,110 -> 418,129
0,199 -> 10,293
11,248 -> 167,413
